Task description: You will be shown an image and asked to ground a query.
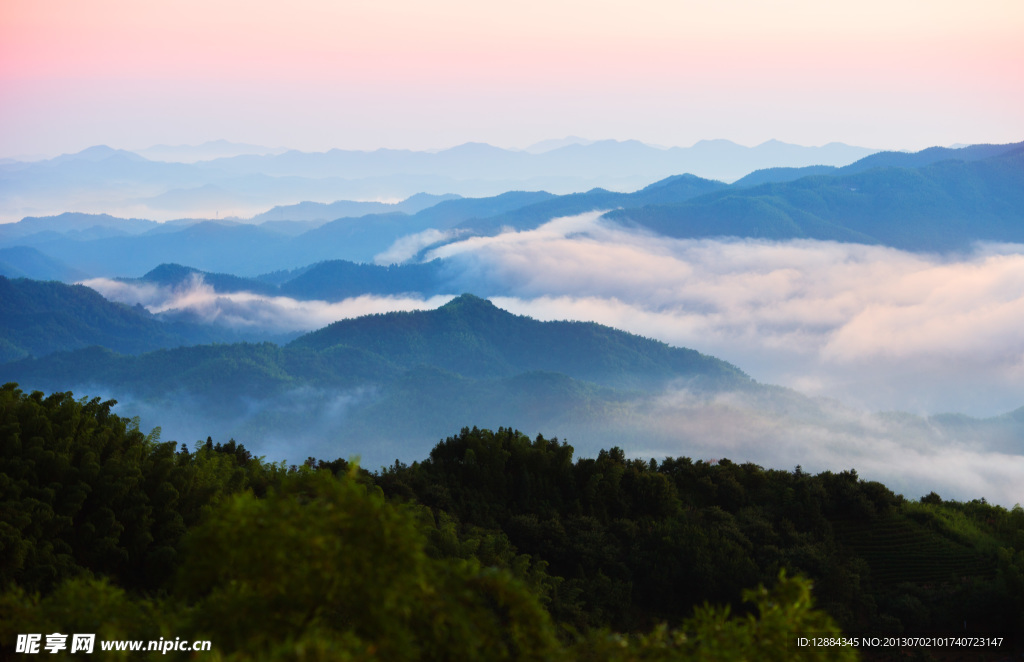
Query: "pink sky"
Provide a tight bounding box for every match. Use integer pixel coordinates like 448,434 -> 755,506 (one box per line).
2,0 -> 1022,156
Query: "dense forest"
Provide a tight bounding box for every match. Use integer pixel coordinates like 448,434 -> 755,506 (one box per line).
2,383 -> 1021,660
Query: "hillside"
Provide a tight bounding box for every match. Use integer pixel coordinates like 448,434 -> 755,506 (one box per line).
0,277 -> 289,363
609,145 -> 1024,251
2,386 -> 1020,660
0,277 -> 207,362
5,141 -> 1022,280
289,294 -> 747,389
5,294 -> 749,395
1,294 -> 752,461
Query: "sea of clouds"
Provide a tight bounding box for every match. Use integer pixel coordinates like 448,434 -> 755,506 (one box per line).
81,213 -> 1024,505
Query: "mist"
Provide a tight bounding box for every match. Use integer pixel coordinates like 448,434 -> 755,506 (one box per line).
86,373 -> 1024,507
429,213 -> 1024,416
81,274 -> 455,333
56,213 -> 1024,506
610,386 -> 1024,508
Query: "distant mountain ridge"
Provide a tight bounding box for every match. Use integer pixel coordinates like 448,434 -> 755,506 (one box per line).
611,143 -> 1024,251
4,139 -> 1022,279
0,277 -> 297,363
290,293 -> 747,390
1,293 -> 752,457
126,260 -> 451,301
3,291 -> 746,392
0,138 -> 877,222
249,192 -> 462,224
732,141 -> 1023,188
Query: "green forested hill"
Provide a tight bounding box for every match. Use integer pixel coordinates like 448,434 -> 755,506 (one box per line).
125,259 -> 451,301
0,277 -> 205,362
133,263 -> 279,295
290,293 -> 747,390
1,384 -> 1020,660
608,146 -> 1024,251
0,277 -> 289,363
1,295 -> 751,460
5,294 -> 746,394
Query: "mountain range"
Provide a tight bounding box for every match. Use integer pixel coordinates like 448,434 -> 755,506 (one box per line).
2,140 -> 1022,280
0,292 -> 753,461
0,139 -> 876,222
5,284 -> 1023,491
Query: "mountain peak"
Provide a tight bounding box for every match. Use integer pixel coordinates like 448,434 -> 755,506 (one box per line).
439,293 -> 498,312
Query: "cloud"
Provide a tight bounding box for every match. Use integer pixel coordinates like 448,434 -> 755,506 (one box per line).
614,386 -> 1024,507
429,213 -> 1024,415
373,228 -> 460,265
81,274 -> 454,333
70,216 -> 1024,504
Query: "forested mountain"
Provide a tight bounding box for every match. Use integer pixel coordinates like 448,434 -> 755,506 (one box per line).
3,139 -> 873,223
276,259 -> 449,299
458,173 -> 727,233
1,295 -> 751,461
123,259 -> 451,301
132,263 -> 278,296
0,246 -> 89,281
610,145 -> 1024,251
0,212 -> 161,242
249,192 -> 461,223
0,277 -> 288,363
731,140 -> 1023,188
3,140 -> 1022,281
1,384 -> 1020,660
2,294 -> 748,397
292,294 -> 745,389
0,277 -> 197,362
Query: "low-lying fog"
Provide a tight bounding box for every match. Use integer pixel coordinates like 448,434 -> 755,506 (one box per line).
82,213 -> 1024,506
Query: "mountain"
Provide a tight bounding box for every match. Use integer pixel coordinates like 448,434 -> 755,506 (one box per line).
0,212 -> 161,241
249,193 -> 461,224
1,295 -> 751,460
127,259 -> 451,302
608,144 -> 1024,251
195,139 -> 874,184
0,276 -> 296,363
1,190 -> 560,276
1,139 -> 876,222
0,277 -> 203,362
6,293 -> 747,394
131,263 -> 279,296
6,140 -> 1021,280
134,140 -> 289,163
521,136 -> 595,153
6,221 -> 295,277
460,174 -> 728,234
731,141 -> 1023,188
0,246 -> 90,282
277,259 -> 449,300
290,294 -> 746,390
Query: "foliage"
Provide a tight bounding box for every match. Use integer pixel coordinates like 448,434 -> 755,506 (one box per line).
0,383 -> 280,593
2,386 -> 1023,658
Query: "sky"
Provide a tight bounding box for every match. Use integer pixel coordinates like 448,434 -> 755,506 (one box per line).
2,0 -> 1023,158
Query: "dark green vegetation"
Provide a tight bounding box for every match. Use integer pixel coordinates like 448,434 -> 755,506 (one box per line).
2,295 -> 749,459
0,277 -> 291,364
292,294 -> 742,388
3,384 -> 1021,660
